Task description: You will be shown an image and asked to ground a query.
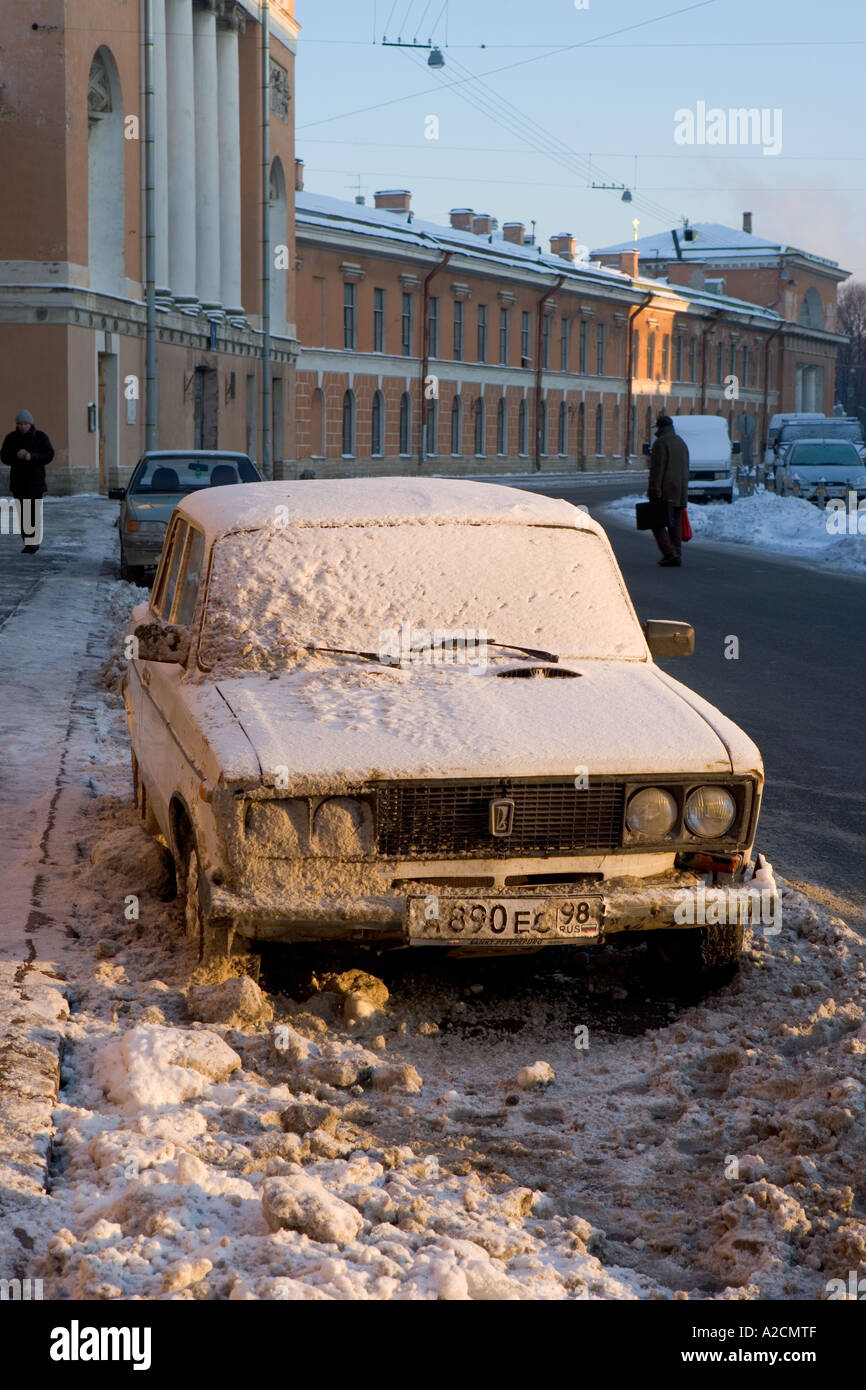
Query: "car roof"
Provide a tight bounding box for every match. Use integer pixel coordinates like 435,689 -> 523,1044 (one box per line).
788,437 -> 861,448
139,450 -> 253,460
173,477 -> 602,542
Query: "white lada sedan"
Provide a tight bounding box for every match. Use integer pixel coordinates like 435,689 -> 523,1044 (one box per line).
122,478 -> 774,981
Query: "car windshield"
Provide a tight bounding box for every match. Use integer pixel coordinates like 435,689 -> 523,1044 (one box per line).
199,523 -> 648,671
779,423 -> 863,448
132,455 -> 259,494
789,444 -> 862,467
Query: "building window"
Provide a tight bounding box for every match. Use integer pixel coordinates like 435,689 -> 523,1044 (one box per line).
578,401 -> 586,464
662,336 -> 670,379
558,400 -> 567,456
675,335 -> 684,381
688,337 -> 697,382
596,323 -> 606,376
579,320 -> 588,374
499,307 -> 510,365
401,293 -> 414,356
716,342 -> 724,385
631,402 -> 638,457
450,396 -> 463,455
518,399 -> 528,455
425,400 -> 438,457
341,390 -> 355,457
428,296 -> 439,358
742,345 -> 749,389
595,403 -> 604,455
399,392 -> 411,455
560,318 -> 570,372
373,288 -> 385,353
632,331 -> 640,378
477,305 -> 488,363
343,282 -> 356,351
539,399 -> 548,456
496,397 -> 506,455
453,301 -> 464,361
371,390 -> 384,457
729,343 -> 737,379
474,398 -> 485,456
646,332 -> 655,379
521,311 -> 531,367
541,313 -> 551,369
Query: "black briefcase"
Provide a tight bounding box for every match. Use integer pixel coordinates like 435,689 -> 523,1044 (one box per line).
635,500 -> 668,531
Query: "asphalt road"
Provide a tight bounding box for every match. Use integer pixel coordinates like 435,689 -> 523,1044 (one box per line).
508,476 -> 866,931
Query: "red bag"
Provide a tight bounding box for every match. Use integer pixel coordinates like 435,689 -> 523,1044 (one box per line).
681,506 -> 693,542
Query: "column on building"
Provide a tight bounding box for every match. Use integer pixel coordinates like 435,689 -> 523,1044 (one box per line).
152,0 -> 171,304
216,8 -> 244,320
165,0 -> 197,310
192,1 -> 222,314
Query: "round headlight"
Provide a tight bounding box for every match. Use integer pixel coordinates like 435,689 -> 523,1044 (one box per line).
626,787 -> 678,838
684,786 -> 736,838
313,797 -> 374,856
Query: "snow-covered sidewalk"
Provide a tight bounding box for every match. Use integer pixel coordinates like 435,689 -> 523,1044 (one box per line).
602,490 -> 866,576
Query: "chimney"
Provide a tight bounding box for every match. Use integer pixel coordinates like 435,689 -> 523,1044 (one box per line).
502,222 -> 525,245
620,250 -> 640,278
472,213 -> 494,235
294,158 -> 304,191
742,211 -> 753,235
374,189 -> 411,214
449,208 -> 474,231
549,233 -> 576,262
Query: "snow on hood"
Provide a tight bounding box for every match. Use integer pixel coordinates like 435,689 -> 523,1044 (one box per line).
210,661 -> 741,788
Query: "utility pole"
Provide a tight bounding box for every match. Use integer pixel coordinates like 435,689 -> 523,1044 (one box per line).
143,0 -> 158,450
261,0 -> 272,478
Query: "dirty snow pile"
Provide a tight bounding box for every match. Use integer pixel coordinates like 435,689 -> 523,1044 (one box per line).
603,491 -> 866,574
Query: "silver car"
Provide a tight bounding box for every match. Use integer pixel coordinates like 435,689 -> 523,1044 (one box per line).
110,450 -> 262,583
778,439 -> 866,505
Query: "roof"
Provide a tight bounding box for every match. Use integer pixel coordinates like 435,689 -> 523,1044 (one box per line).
176,477 -> 597,540
591,221 -> 845,273
142,450 -> 252,459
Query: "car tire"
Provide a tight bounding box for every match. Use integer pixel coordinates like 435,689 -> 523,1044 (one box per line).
650,922 -> 744,987
179,836 -> 257,975
183,843 -> 206,953
120,549 -> 146,586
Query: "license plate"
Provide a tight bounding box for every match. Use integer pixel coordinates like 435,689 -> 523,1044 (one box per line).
406,894 -> 602,944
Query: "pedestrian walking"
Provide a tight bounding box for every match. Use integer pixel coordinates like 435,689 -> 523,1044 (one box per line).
648,413 -> 689,567
0,409 -> 54,552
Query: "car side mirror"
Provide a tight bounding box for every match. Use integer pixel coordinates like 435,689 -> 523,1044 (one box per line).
642,441 -> 652,456
732,441 -> 741,455
131,621 -> 191,664
108,487 -> 126,500
643,619 -> 694,658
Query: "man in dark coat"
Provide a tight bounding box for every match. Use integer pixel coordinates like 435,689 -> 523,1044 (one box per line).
648,413 -> 689,567
0,409 -> 54,553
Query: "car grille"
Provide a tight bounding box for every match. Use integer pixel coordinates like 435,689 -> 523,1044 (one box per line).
372,779 -> 625,858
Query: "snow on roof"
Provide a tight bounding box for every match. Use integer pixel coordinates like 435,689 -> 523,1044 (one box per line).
177,477 -> 595,540
591,221 -> 843,271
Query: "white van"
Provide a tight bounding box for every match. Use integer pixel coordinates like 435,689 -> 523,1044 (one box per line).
672,415 -> 738,504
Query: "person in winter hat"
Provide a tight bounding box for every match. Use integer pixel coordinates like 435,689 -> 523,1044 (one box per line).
0,409 -> 55,552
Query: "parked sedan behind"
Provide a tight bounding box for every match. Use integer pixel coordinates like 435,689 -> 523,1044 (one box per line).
778,440 -> 866,505
110,450 -> 262,583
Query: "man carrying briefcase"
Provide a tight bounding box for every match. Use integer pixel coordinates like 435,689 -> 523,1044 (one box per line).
644,413 -> 689,567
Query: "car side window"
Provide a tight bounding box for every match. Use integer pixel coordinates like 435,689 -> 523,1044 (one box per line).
172,528 -> 206,627
153,520 -> 187,622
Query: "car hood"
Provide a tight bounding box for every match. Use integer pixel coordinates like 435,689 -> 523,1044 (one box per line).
792,467 -> 866,485
210,661 -> 761,790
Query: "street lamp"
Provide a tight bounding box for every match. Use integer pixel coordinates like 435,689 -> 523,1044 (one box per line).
428,46 -> 445,68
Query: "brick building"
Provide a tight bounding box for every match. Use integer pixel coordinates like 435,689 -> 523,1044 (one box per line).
292,191 -> 845,478
0,0 -> 299,495
593,216 -> 849,416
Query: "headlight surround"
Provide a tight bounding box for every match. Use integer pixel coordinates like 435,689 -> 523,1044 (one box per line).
313,797 -> 374,856
244,798 -> 308,855
684,786 -> 737,839
625,786 -> 678,839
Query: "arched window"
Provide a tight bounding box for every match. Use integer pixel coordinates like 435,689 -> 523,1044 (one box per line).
399,392 -> 412,455
425,400 -> 438,457
450,396 -> 463,456
371,390 -> 384,458
538,399 -> 548,457
88,48 -> 125,294
342,390 -> 355,457
496,397 -> 507,456
269,159 -> 288,335
595,403 -> 604,455
474,397 -> 485,456
798,287 -> 824,330
558,401 -> 568,457
518,399 -> 528,456
311,388 -> 325,457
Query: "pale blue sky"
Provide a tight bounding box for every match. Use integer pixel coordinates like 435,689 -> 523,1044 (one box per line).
295,0 -> 866,279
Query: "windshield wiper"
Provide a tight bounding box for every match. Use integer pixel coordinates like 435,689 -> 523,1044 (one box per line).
302,639 -> 560,665
302,645 -> 383,663
485,640 -> 560,663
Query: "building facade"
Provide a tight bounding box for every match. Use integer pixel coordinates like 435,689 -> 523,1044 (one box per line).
0,0 -> 299,494
292,192 -> 839,477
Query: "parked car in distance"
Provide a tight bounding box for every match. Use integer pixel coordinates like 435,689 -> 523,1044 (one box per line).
110,450 -> 262,583
773,417 -> 866,468
778,439 -> 866,504
122,478 -> 773,987
763,412 -> 824,467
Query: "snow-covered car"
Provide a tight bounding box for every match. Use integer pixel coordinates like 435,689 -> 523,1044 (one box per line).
122,479 -> 773,982
778,440 -> 866,504
109,450 -> 262,584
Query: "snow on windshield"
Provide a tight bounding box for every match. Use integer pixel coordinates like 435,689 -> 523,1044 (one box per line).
200,523 -> 647,670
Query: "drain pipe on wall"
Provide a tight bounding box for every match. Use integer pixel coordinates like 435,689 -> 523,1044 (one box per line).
625,288 -> 653,459
534,275 -> 565,471
419,249 -> 452,469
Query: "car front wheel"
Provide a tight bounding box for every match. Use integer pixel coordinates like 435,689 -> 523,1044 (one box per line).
649,922 -> 744,988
